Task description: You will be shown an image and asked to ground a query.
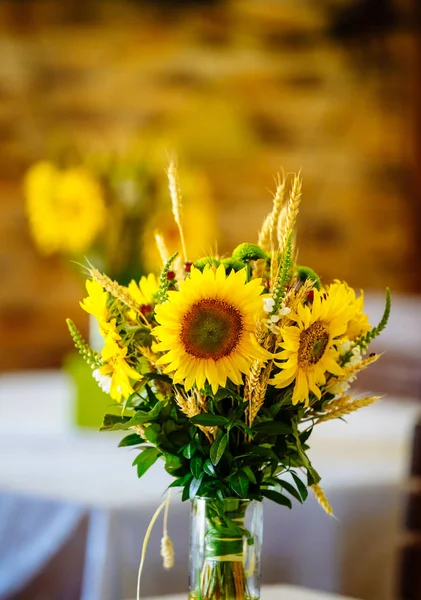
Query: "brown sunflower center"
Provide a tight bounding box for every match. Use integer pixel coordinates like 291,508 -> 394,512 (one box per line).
180,299 -> 243,360
298,321 -> 329,367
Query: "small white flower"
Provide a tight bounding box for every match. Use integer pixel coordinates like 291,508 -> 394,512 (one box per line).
92,369 -> 112,394
339,340 -> 352,356
270,315 -> 281,323
278,306 -> 291,316
330,380 -> 351,396
348,345 -> 362,367
263,297 -> 275,313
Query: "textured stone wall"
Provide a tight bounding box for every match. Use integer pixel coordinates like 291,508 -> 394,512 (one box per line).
0,0 -> 419,370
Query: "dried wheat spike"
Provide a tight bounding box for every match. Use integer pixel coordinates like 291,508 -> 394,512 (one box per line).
311,483 -> 334,516
342,353 -> 381,380
174,388 -> 215,441
167,159 -> 187,262
278,172 -> 302,253
317,395 -> 381,424
154,230 -> 170,266
90,268 -> 150,327
258,172 -> 286,252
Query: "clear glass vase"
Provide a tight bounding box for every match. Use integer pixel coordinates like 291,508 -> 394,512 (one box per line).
189,497 -> 263,600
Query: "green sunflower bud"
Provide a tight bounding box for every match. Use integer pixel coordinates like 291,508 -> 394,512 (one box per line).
194,257 -> 221,271
221,257 -> 245,273
297,266 -> 321,290
232,243 -> 267,262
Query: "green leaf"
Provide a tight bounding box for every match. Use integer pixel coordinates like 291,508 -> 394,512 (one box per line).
144,423 -> 161,445
232,421 -> 254,438
183,442 -> 196,459
132,447 -> 161,477
118,433 -> 143,447
261,489 -> 292,509
229,401 -> 249,421
291,472 -> 308,501
100,414 -> 131,432
230,471 -> 249,498
169,473 -> 192,489
203,459 -> 216,477
189,473 -> 204,500
242,466 -> 257,485
190,456 -> 203,479
239,445 -> 279,462
252,421 -> 293,435
182,482 -> 191,502
129,401 -> 167,426
190,414 -> 229,427
210,433 -> 228,466
277,479 -> 303,503
300,428 -> 313,445
164,453 -> 184,474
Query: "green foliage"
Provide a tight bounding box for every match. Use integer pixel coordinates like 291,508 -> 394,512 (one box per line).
66,318 -> 100,368
132,447 -> 161,477
297,265 -> 321,290
232,242 -> 267,262
156,252 -> 178,303
271,234 -> 293,313
101,342 -> 322,510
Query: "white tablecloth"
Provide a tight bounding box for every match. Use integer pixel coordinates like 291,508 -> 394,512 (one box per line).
139,584 -> 360,600
0,370 -> 419,600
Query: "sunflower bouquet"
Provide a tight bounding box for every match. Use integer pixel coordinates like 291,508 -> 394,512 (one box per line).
67,163 -> 390,600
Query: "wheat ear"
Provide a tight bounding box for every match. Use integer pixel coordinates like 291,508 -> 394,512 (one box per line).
154,230 -> 170,266
167,160 -> 187,262
89,268 -> 150,327
311,483 -> 334,516
258,172 -> 287,251
161,493 -> 175,569
174,388 -> 215,441
317,395 -> 381,424
278,172 -> 302,252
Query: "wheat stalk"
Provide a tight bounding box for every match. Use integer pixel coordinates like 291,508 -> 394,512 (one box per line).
138,345 -> 159,365
161,493 -> 175,569
154,230 -> 170,266
89,268 -> 151,327
317,395 -> 381,424
245,361 -> 272,426
278,172 -> 302,253
343,353 -> 381,378
311,483 -> 334,516
258,172 -> 286,251
174,388 -> 215,441
167,159 -> 187,262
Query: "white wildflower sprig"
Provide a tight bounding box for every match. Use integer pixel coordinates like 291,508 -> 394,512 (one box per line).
263,296 -> 291,333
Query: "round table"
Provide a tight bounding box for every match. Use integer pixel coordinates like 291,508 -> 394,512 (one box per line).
139,585 -> 360,599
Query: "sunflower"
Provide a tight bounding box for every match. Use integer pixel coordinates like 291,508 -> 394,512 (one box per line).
24,161 -> 106,255
100,334 -> 141,402
330,282 -> 371,341
272,283 -> 359,405
80,279 -> 108,324
128,273 -> 159,306
153,265 -> 271,394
